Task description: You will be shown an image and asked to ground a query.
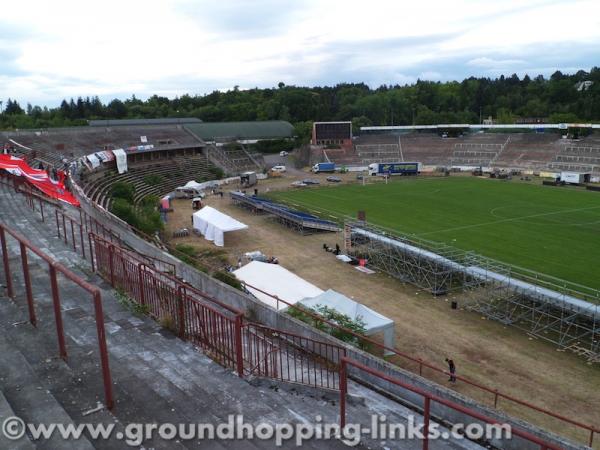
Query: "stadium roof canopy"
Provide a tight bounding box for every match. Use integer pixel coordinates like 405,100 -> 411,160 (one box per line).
185,121 -> 294,141
362,123 -> 600,132
88,118 -> 202,127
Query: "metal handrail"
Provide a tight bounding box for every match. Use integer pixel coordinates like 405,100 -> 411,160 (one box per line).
0,223 -> 114,410
340,357 -> 563,450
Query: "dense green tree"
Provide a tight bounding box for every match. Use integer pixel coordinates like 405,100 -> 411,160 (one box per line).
4,98 -> 24,115
2,67 -> 600,133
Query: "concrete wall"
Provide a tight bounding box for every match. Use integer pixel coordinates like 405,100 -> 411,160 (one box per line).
72,183 -> 584,450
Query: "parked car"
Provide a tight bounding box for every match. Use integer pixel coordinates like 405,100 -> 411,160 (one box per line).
291,181 -> 307,188
302,178 -> 320,185
271,165 -> 286,173
326,175 -> 342,182
279,151 -> 289,157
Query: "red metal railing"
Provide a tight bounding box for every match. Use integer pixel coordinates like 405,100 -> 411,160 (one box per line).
90,233 -> 344,389
339,357 -> 563,450
92,232 -> 244,374
54,209 -> 88,259
242,324 -> 280,378
242,283 -> 599,447
0,223 -> 114,410
91,234 -> 234,313
0,175 -> 177,276
243,322 -> 346,390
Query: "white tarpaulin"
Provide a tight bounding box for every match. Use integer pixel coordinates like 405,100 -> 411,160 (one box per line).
192,206 -> 247,246
86,153 -> 101,169
175,180 -> 217,197
299,289 -> 396,355
233,261 -> 323,310
112,149 -> 128,174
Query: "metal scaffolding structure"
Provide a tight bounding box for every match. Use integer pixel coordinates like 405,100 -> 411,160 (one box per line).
344,221 -> 477,295
345,221 -> 600,363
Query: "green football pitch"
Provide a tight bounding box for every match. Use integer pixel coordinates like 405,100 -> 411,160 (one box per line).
267,177 -> 600,291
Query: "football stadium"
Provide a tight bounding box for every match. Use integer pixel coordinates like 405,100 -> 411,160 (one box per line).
6,0 -> 600,445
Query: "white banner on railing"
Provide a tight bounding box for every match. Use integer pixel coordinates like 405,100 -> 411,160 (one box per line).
112,148 -> 128,174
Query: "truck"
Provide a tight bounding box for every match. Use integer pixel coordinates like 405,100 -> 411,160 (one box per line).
312,162 -> 336,173
560,171 -> 590,185
240,171 -> 257,187
368,162 -> 421,176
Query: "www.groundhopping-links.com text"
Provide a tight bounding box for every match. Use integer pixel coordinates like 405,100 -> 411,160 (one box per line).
2,414 -> 512,446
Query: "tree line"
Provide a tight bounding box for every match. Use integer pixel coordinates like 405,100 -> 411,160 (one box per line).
2,68 -> 600,140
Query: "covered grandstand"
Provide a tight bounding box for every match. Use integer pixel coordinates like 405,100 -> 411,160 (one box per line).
1,120 -> 275,208
185,120 -> 294,142
0,122 -> 204,169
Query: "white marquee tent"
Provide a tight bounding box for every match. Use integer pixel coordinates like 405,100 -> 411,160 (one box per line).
233,261 -> 323,311
299,289 -> 396,355
192,206 -> 247,247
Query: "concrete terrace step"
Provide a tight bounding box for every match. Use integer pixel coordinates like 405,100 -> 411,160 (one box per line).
0,389 -> 37,450
0,293 -> 352,449
0,265 -> 323,449
0,331 -> 95,450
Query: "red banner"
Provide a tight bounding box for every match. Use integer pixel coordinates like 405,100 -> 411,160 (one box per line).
0,154 -> 79,206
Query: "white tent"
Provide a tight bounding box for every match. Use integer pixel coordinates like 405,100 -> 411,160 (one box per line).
192,206 -> 247,246
233,261 -> 323,311
299,289 -> 395,355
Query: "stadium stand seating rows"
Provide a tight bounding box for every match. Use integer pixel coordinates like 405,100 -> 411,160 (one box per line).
395,134 -> 454,165
450,137 -> 507,167
81,155 -> 218,209
0,125 -> 202,170
550,145 -> 600,174
206,143 -> 263,174
324,132 -> 578,171
354,135 -> 402,164
493,133 -> 563,170
360,133 -> 455,165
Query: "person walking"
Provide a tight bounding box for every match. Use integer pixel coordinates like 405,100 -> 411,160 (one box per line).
445,358 -> 456,382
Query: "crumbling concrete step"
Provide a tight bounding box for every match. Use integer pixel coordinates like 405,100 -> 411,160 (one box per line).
0,389 -> 37,450
0,333 -> 94,450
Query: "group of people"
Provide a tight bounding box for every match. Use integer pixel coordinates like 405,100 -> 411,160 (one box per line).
2,143 -> 16,154
322,242 -> 341,255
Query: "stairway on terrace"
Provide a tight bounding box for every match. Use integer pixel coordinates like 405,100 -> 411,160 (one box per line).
0,185 -> 482,449
206,144 -> 262,175
492,133 -> 562,170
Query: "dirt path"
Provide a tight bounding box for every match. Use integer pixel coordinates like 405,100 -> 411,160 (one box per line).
165,175 -> 600,446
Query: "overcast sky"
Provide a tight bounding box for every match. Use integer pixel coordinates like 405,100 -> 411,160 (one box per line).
1,0 -> 599,107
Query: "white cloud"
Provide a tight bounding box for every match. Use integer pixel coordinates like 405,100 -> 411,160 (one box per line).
1,0 -> 599,105
467,57 -> 527,70
419,71 -> 442,81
